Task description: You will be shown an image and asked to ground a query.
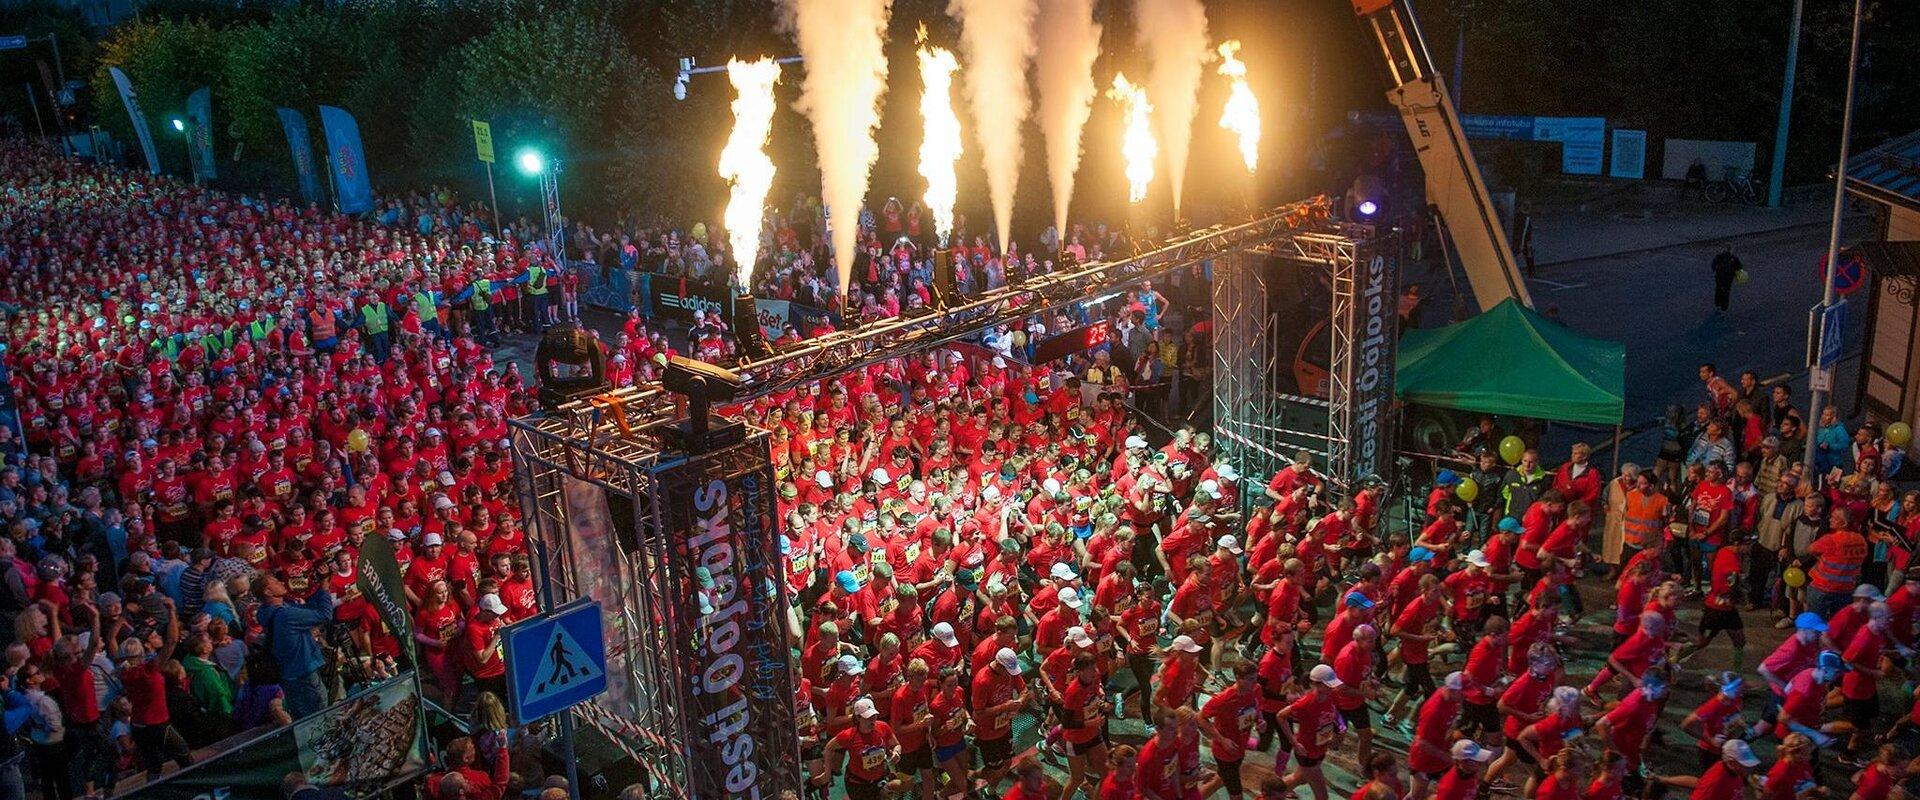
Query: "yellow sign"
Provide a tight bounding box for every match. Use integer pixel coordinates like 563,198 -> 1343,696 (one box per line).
472,120 -> 494,164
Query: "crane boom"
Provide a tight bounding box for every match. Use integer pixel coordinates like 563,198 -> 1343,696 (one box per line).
1353,0 -> 1534,310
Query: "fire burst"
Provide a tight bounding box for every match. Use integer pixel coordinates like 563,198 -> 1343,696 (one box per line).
719,58 -> 781,290
917,27 -> 963,244
1216,40 -> 1260,173
1107,73 -> 1156,204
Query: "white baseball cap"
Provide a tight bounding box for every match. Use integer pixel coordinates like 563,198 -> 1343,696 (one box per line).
478,594 -> 508,615
1171,635 -> 1204,654
1200,479 -> 1221,496
1465,549 -> 1491,568
1217,535 -> 1243,555
422,533 -> 444,547
1452,740 -> 1496,762
932,622 -> 959,647
871,468 -> 889,484
982,484 -> 1001,501
995,647 -> 1023,675
852,697 -> 880,719
1066,626 -> 1094,648
433,495 -> 455,511
1058,587 -> 1084,610
837,654 -> 865,675
1722,739 -> 1760,767
1443,670 -> 1467,691
1043,478 -> 1062,495
1309,664 -> 1342,687
815,470 -> 833,488
1125,435 -> 1148,450
1216,464 -> 1239,482
1049,563 -> 1079,582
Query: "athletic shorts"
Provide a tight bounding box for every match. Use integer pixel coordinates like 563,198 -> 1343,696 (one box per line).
1846,697 -> 1880,730
977,734 -> 1015,767
935,740 -> 968,765
1461,700 -> 1499,736
1699,607 -> 1744,634
897,744 -> 934,772
1339,704 -> 1373,730
845,776 -> 886,800
1294,752 -> 1324,768
1216,757 -> 1244,796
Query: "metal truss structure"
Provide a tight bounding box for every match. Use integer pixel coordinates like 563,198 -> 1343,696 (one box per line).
1214,229 -> 1372,500
514,197 -> 1336,472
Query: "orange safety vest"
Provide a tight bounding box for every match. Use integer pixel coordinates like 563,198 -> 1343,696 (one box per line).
1621,491 -> 1668,549
308,308 -> 338,341
1809,530 -> 1868,593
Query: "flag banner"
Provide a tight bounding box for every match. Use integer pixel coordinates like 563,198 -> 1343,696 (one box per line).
318,105 -> 374,214
186,86 -> 216,180
134,673 -> 428,800
106,67 -> 160,174
353,535 -> 412,665
1352,236 -> 1401,482
276,108 -> 321,206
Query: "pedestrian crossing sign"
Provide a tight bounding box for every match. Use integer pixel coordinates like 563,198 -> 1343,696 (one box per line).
505,599 -> 608,723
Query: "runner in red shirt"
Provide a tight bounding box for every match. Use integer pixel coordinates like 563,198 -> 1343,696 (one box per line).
971,647 -> 1030,790
1272,664 -> 1344,800
1431,740 -> 1499,800
818,698 -> 898,799
1058,653 -> 1112,800
1197,661 -> 1260,800
1405,671 -> 1466,799
888,659 -> 935,791
1678,535 -> 1751,670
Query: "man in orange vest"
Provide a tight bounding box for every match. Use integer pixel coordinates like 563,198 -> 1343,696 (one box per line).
1806,506 -> 1868,617
1619,472 -> 1671,567
306,304 -> 340,354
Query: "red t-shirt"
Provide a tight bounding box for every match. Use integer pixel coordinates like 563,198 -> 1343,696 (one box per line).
1688,764 -> 1742,800
1283,690 -> 1342,760
122,661 -> 169,725
831,722 -> 896,783
1200,687 -> 1259,761
1407,690 -> 1460,774
970,665 -> 1025,741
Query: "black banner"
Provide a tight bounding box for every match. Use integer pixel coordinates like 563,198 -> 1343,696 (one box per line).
642,274 -> 731,324
653,434 -> 802,799
1353,238 -> 1400,482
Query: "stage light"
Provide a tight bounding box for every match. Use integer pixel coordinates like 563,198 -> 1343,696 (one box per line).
515,148 -> 547,177
1357,200 -> 1379,217
533,322 -> 610,410
661,355 -> 748,453
675,57 -> 693,101
1346,174 -> 1386,221
170,118 -> 185,132
731,290 -> 776,362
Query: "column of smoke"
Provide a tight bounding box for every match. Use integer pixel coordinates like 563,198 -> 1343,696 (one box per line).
948,0 -> 1036,254
1033,0 -> 1103,240
1132,0 -> 1209,216
777,0 -> 893,300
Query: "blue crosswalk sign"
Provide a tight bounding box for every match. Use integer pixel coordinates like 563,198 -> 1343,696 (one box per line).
504,600 -> 607,723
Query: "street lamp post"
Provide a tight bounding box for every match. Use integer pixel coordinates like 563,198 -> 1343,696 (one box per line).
517,148 -> 564,261
170,116 -> 198,184
1803,0 -> 1865,475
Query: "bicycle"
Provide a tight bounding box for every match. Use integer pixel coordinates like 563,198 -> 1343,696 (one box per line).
1704,167 -> 1764,205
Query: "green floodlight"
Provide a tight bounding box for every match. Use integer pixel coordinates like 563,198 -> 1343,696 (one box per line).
515,147 -> 547,177
170,118 -> 185,132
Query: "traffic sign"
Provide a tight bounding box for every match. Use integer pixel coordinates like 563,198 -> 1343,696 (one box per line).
1821,250 -> 1867,296
504,599 -> 607,723
472,119 -> 494,164
1818,299 -> 1847,369
0,35 -> 27,51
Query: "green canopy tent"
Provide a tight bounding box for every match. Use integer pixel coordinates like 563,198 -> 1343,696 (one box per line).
1395,298 -> 1626,426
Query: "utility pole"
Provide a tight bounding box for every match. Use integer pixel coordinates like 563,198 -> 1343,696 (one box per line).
1803,0 -> 1865,475
1766,0 -> 1805,208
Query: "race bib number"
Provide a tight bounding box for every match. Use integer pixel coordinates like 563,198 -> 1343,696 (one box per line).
860,746 -> 885,772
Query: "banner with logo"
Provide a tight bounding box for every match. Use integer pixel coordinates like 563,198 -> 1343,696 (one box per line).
754,298 -> 790,340
639,274 -> 730,323
275,108 -> 321,206
106,67 -> 160,174
318,105 -> 374,214
134,673 -> 427,800
651,434 -> 803,799
1352,237 -> 1400,482
186,86 -> 216,181
353,534 -> 412,663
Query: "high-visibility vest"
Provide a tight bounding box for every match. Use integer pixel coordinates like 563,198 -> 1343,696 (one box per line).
527,266 -> 549,295
1621,491 -> 1667,549
414,292 -> 439,325
154,336 -> 180,360
1810,530 -> 1868,593
361,302 -> 390,335
472,279 -> 492,312
248,318 -> 273,341
308,308 -> 337,341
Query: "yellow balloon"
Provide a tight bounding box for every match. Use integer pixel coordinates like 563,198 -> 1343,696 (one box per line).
1888,422 -> 1913,448
1499,435 -> 1526,465
346,428 -> 371,454
1455,477 -> 1479,503
1782,566 -> 1807,589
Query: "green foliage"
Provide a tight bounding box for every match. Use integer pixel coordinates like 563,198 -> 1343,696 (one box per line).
218,9 -> 398,155
89,18 -> 224,151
